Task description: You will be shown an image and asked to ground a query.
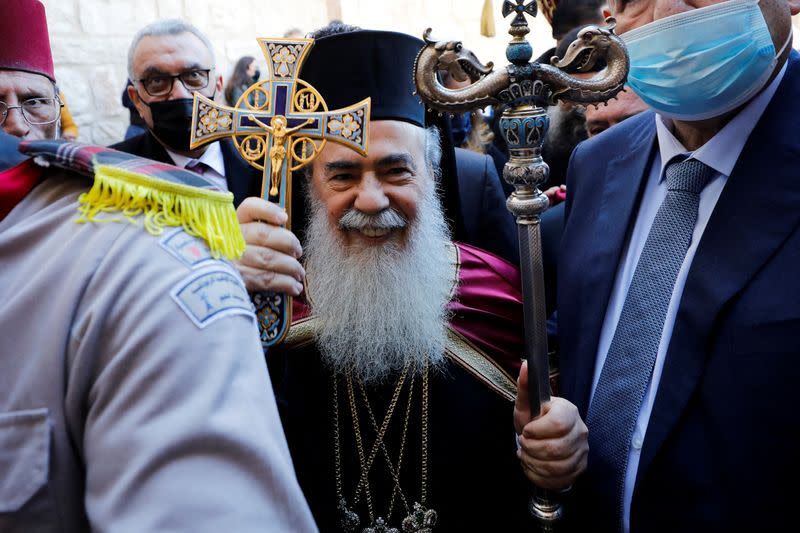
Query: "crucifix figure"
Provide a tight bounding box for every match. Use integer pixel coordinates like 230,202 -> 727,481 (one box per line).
247,114 -> 313,197
190,37 -> 370,347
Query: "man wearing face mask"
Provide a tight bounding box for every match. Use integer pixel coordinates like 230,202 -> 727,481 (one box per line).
113,20 -> 260,205
514,1 -> 800,532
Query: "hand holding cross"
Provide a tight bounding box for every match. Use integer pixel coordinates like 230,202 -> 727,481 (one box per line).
189,37 -> 370,347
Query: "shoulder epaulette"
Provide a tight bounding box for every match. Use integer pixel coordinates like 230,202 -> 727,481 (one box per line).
18,140 -> 244,260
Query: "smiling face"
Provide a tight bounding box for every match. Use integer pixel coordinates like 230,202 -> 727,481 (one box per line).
303,120 -> 452,383
308,120 -> 428,251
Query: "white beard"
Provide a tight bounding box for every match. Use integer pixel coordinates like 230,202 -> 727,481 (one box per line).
304,181 -> 453,384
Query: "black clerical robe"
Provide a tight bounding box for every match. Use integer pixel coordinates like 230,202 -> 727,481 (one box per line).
268,243 -> 534,532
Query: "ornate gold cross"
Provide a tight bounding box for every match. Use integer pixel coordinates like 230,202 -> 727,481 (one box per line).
190,37 -> 371,347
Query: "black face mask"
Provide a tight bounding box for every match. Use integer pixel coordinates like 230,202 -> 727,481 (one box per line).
143,97 -> 195,152
252,70 -> 261,83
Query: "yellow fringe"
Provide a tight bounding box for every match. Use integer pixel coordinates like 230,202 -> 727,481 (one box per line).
480,0 -> 496,37
76,164 -> 246,260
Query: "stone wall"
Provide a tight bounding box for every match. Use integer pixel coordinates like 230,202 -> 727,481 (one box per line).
41,0 -> 556,146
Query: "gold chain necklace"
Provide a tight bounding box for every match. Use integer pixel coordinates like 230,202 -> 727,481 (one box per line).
348,367 -> 407,524
333,364 -> 438,532
358,374 -> 414,520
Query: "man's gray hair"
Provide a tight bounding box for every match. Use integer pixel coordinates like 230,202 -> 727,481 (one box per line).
423,126 -> 443,183
127,19 -> 216,80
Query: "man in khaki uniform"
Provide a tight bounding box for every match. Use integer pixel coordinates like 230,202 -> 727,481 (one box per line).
0,4 -> 317,530
0,123 -> 318,531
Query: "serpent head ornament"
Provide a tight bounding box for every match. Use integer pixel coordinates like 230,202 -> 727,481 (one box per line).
413,17 -> 629,112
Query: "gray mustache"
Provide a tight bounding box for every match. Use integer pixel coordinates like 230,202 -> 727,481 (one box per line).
338,208 -> 408,231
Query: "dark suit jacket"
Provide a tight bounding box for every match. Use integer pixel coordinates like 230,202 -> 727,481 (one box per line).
454,147 -> 519,265
558,51 -> 800,532
540,201 -> 564,318
111,132 -> 261,207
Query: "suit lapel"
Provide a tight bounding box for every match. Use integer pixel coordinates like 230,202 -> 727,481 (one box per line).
220,139 -> 261,207
141,132 -> 172,165
638,52 -> 800,481
572,115 -> 657,413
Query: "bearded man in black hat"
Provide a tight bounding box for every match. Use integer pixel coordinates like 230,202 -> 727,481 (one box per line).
256,27 -> 587,532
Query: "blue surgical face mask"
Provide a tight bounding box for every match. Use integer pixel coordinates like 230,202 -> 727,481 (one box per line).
622,0 -> 792,121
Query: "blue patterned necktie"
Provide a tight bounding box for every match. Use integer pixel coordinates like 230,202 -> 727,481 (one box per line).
586,158 -> 714,530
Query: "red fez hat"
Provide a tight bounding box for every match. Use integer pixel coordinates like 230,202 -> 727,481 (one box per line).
0,0 -> 55,81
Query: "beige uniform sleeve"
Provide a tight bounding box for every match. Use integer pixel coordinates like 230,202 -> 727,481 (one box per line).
66,226 -> 317,533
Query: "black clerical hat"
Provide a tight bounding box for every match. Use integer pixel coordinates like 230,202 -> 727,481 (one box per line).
291,29 -> 465,242
300,30 -> 426,127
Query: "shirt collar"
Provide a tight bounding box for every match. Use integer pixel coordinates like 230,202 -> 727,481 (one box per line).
166,141 -> 226,177
654,61 -> 788,180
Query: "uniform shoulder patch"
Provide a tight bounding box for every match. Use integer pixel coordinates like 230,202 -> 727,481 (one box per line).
159,228 -> 215,269
171,266 -> 254,328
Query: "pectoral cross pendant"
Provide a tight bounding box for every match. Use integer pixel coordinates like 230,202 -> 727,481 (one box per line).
401,502 -> 438,532
363,517 -> 399,533
338,497 -> 361,532
337,498 -> 437,532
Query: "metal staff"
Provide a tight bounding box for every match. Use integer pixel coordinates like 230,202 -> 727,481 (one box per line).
413,1 -> 629,529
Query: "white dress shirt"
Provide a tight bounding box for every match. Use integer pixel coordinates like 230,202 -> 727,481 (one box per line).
166,141 -> 229,192
590,62 -> 787,533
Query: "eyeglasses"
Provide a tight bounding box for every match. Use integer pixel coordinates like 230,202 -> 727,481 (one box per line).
136,69 -> 212,97
0,97 -> 63,126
